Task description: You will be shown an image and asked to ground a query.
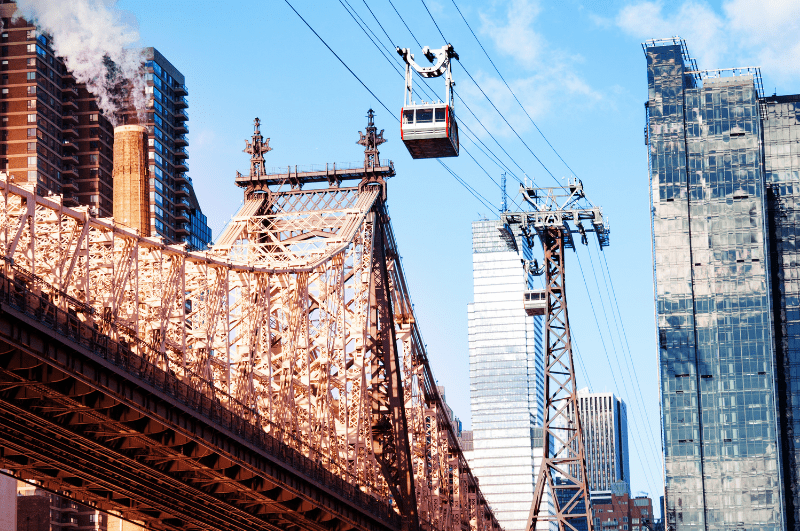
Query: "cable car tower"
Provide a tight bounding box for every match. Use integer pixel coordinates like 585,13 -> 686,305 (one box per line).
397,44 -> 459,159
504,179 -> 609,531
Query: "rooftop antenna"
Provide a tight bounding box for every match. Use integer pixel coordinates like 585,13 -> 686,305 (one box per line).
501,172 -> 507,213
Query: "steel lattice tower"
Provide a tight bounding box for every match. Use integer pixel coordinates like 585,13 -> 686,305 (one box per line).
502,180 -> 610,531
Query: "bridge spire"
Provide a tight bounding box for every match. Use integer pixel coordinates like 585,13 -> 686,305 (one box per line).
357,108 -> 386,170
243,117 -> 272,179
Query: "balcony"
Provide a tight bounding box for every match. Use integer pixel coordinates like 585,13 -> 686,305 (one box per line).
174,83 -> 188,96
175,184 -> 189,197
61,139 -> 77,151
175,210 -> 189,223
174,96 -> 188,109
62,99 -> 77,110
62,112 -> 78,124
63,154 -> 79,166
174,147 -> 188,159
62,126 -> 78,138
174,134 -> 188,147
175,160 -> 188,172
61,85 -> 79,98
174,108 -> 188,122
174,173 -> 188,185
61,165 -> 77,178
61,180 -> 77,193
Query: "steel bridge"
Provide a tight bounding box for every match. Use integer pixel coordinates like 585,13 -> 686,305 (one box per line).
0,113 -> 500,531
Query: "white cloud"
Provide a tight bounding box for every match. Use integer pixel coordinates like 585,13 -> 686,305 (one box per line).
465,0 -> 602,140
480,0 -> 544,70
616,0 -> 800,83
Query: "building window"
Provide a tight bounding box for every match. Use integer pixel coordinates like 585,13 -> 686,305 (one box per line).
27,99 -> 35,109
27,128 -> 35,138
27,170 -> 36,180
27,114 -> 35,123
26,30 -> 34,40
27,58 -> 34,67
89,113 -> 98,122
27,142 -> 35,152
89,154 -> 98,164
89,195 -> 98,203
26,44 -> 35,53
27,156 -> 36,167
26,72 -> 35,80
27,86 -> 35,95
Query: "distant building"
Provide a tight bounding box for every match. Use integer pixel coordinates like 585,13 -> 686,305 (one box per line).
467,219 -> 545,531
16,482 -> 107,531
0,473 -> 15,531
437,385 -> 463,438
645,37 -> 799,529
591,486 -> 654,531
575,389 -> 630,494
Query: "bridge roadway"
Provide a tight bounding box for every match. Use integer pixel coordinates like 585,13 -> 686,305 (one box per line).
0,269 -> 398,531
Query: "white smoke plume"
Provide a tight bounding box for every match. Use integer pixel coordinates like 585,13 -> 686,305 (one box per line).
15,0 -> 147,126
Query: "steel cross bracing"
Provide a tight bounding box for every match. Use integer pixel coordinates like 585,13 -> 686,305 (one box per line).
505,179 -> 609,531
0,115 -> 501,531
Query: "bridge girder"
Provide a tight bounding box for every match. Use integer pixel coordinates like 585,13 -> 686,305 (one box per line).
0,167 -> 499,531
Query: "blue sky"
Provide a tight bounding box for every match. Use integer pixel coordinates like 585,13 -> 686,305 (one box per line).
63,0 -> 800,505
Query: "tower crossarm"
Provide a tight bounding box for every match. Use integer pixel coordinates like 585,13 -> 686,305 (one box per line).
504,179 -> 610,249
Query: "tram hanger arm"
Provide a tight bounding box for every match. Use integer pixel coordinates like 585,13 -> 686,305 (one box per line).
397,44 -> 458,78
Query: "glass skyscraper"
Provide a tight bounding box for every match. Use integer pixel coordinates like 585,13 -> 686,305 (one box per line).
576,389 -> 630,494
645,38 -> 799,530
467,220 -> 544,531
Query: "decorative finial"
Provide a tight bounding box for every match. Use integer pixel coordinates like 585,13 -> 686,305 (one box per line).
244,117 -> 272,178
357,109 -> 387,169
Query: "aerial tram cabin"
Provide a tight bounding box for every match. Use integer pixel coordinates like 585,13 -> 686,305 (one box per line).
401,104 -> 458,158
523,290 -> 547,316
397,44 -> 459,159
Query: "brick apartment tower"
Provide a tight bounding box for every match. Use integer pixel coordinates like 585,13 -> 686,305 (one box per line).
0,3 -> 210,250
112,125 -> 150,236
0,1 -> 114,213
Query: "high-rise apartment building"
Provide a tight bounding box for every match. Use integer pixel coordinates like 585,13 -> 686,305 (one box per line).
0,3 -> 210,251
576,389 -> 630,494
118,47 -> 203,248
645,38 -> 797,530
467,220 -> 544,531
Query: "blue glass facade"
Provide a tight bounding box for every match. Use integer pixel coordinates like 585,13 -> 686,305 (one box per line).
467,220 -> 544,531
646,41 -> 787,530
762,93 -> 800,529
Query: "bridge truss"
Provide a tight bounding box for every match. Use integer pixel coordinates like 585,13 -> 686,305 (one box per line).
0,113 -> 499,531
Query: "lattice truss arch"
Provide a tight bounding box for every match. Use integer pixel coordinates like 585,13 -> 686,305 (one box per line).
0,176 -> 500,531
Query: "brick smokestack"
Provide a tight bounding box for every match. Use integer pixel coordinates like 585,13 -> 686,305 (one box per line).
112,125 -> 150,237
